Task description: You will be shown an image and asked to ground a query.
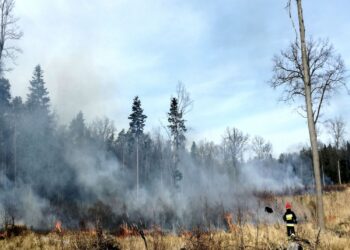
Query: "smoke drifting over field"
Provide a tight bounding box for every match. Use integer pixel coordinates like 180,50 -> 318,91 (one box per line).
0,67 -> 313,230
0,118 -> 311,230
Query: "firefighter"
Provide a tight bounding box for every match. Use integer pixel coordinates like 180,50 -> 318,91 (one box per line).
283,202 -> 297,237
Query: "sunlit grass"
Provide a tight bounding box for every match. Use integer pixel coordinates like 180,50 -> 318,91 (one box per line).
0,187 -> 349,249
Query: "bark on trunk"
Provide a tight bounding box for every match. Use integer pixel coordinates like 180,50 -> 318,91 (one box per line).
337,159 -> 342,185
321,164 -> 325,187
296,0 -> 325,230
136,136 -> 139,200
13,120 -> 16,187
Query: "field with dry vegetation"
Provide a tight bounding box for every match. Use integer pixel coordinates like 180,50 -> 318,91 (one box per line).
1,186 -> 349,250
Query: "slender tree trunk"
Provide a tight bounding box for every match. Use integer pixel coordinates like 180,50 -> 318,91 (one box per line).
13,119 -> 16,187
122,147 -> 124,170
160,162 -> 163,187
321,164 -> 325,187
136,136 -> 139,200
337,159 -> 342,185
296,0 -> 325,230
173,136 -> 178,189
172,150 -> 176,188
0,141 -> 3,186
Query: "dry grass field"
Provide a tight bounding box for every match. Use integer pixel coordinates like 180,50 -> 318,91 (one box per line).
0,186 -> 349,250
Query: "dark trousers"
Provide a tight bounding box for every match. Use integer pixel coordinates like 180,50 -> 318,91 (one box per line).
286,226 -> 295,236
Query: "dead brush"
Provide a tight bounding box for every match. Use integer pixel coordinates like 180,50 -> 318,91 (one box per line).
178,226 -> 193,238
73,218 -> 121,250
223,212 -> 238,234
73,231 -> 121,250
332,218 -> 350,238
323,184 -> 348,193
183,228 -> 226,250
116,222 -> 148,249
148,225 -> 166,250
116,223 -> 139,237
73,231 -> 97,249
0,224 -> 28,239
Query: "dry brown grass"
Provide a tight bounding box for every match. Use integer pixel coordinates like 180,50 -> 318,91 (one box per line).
0,187 -> 349,250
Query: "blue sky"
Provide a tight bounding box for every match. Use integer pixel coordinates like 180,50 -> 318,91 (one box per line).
6,0 -> 350,156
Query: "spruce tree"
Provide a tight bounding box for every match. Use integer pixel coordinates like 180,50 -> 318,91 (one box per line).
167,97 -> 186,189
26,65 -> 52,133
0,77 -> 11,183
26,65 -> 50,112
128,96 -> 147,198
26,65 -> 50,111
128,96 -> 147,137
0,77 -> 11,112
11,96 -> 22,186
20,65 -> 54,188
168,97 -> 186,150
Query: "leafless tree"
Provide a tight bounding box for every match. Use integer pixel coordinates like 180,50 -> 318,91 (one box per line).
325,117 -> 346,150
251,136 -> 272,160
197,140 -> 220,172
176,81 -> 193,116
0,0 -> 23,72
222,127 -> 249,177
89,117 -> 116,144
272,0 -> 347,230
271,39 -> 346,123
325,116 -> 346,184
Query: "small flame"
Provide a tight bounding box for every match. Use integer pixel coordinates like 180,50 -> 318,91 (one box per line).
55,220 -> 62,233
224,213 -> 237,233
89,229 -> 97,236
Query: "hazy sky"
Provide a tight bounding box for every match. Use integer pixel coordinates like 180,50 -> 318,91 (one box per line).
6,0 -> 350,156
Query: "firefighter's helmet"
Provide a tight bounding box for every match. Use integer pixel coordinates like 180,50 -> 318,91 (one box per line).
285,202 -> 292,209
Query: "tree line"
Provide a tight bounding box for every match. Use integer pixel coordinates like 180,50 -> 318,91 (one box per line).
1,65 -> 349,194
0,0 -> 349,230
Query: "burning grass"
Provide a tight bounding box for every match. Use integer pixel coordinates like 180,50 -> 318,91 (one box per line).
0,186 -> 349,250
0,224 -> 349,249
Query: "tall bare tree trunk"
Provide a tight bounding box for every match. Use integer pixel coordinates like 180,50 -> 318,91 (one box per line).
160,163 -> 163,187
321,164 -> 325,187
13,119 -> 16,187
337,160 -> 342,185
296,0 -> 325,230
136,136 -> 139,200
122,147 -> 124,170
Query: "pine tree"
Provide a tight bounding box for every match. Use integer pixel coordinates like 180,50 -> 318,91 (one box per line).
0,77 -> 11,184
167,97 -> 186,189
18,65 -> 54,188
26,65 -> 50,112
26,65 -> 52,134
0,77 -> 11,112
128,96 -> 147,198
11,96 -> 22,186
128,96 -> 147,137
168,97 -> 186,150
